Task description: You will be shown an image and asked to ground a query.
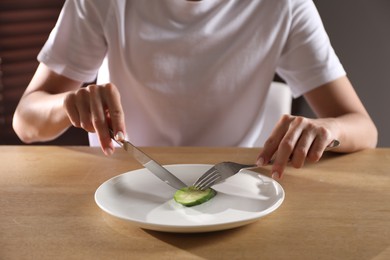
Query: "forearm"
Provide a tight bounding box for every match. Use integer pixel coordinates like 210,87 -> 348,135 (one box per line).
13,91 -> 72,143
330,112 -> 377,152
304,76 -> 378,152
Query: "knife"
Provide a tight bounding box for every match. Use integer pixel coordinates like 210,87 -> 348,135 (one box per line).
109,129 -> 187,190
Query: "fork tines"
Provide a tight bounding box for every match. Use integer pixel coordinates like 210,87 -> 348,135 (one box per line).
193,168 -> 221,190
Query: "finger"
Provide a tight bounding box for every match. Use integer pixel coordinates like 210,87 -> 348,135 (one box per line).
76,88 -> 94,133
63,93 -> 81,128
100,83 -> 126,140
290,130 -> 316,168
257,114 -> 294,166
272,116 -> 306,178
89,85 -> 113,155
307,126 -> 332,162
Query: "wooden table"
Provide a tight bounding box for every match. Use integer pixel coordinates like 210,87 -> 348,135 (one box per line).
1,146 -> 389,259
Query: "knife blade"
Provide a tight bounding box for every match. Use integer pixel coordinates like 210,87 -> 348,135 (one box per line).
109,130 -> 187,190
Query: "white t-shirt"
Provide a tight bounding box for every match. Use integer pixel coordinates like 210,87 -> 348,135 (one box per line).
38,0 -> 345,147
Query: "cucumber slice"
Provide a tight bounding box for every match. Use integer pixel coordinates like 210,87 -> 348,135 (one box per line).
174,186 -> 217,207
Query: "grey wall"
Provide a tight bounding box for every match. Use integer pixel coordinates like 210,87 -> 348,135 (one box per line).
296,0 -> 390,147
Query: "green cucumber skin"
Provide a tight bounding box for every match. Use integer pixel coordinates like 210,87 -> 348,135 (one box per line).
174,186 -> 217,207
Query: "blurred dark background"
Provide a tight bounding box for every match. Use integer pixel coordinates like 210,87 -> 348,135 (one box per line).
314,0 -> 390,147
0,0 -> 88,145
1,0 -> 388,146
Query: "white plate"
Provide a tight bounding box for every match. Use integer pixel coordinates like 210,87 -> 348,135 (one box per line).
95,164 -> 284,233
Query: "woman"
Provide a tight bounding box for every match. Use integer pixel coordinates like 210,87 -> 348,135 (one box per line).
13,0 -> 377,178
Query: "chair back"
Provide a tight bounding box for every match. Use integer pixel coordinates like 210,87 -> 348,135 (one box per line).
254,81 -> 292,147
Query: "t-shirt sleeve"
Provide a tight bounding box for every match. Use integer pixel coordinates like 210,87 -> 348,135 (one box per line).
37,0 -> 108,82
276,0 -> 346,98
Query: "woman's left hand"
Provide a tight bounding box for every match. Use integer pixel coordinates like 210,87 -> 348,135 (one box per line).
256,114 -> 338,179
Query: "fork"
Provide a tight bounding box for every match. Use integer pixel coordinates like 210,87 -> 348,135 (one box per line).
193,162 -> 257,191
193,139 -> 341,190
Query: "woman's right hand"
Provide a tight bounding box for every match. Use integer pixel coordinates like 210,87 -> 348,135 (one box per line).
63,83 -> 126,155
